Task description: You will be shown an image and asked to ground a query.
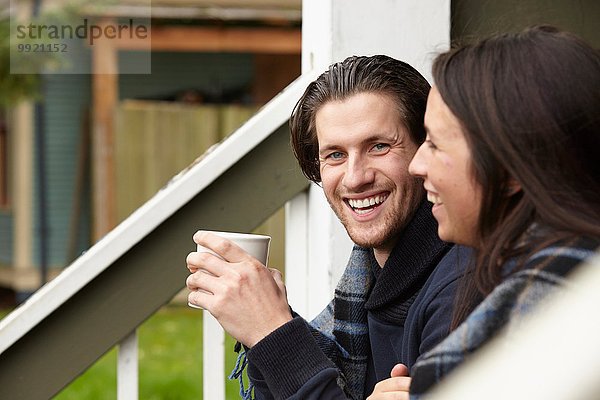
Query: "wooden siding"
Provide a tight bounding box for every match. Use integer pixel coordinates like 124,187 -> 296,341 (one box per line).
118,52 -> 255,101
452,0 -> 600,46
0,211 -> 12,265
115,100 -> 287,269
20,51 -> 255,274
115,101 -> 222,221
37,74 -> 92,269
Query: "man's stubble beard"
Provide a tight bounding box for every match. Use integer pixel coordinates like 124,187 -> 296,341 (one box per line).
326,183 -> 424,250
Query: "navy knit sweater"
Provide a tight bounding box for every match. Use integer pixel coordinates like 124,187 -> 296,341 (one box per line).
245,201 -> 472,399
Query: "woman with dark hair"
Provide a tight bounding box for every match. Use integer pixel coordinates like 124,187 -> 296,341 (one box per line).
368,25 -> 600,399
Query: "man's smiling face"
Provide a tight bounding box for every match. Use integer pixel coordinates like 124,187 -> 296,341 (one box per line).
316,92 -> 424,260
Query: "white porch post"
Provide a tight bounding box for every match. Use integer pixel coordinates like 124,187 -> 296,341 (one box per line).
285,0 -> 451,319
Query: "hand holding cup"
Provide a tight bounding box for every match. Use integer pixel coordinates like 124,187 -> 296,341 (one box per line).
185,230 -> 292,347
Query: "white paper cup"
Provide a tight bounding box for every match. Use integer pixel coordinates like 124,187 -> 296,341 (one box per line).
188,231 -> 271,309
196,231 -> 271,264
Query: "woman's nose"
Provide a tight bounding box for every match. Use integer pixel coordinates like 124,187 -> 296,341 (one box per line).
408,143 -> 427,178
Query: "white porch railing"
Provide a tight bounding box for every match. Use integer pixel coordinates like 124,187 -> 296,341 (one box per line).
115,313 -> 225,400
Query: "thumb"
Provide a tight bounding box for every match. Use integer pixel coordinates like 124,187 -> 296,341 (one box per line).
390,363 -> 409,378
269,268 -> 287,296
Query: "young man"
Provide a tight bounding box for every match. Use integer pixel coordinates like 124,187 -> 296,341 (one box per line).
186,55 -> 470,399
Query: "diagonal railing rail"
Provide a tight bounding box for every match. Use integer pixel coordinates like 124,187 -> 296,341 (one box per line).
0,70 -> 320,400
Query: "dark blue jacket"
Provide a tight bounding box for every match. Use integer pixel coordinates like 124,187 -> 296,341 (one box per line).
247,245 -> 471,399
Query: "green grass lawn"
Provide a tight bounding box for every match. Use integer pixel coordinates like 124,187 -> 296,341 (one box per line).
0,305 -> 246,399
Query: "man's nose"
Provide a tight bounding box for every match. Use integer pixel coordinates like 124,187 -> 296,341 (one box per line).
342,154 -> 375,191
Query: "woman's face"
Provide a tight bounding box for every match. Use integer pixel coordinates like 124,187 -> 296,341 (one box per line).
409,86 -> 483,247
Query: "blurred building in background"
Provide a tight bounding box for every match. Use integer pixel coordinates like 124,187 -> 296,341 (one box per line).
0,0 -> 301,302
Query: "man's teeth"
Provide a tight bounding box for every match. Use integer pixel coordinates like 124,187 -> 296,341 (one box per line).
427,192 -> 442,205
348,195 -> 387,210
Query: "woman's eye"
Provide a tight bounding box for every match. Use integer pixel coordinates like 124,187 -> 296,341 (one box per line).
425,140 -> 438,151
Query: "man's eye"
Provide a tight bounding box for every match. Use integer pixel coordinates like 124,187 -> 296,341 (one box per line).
372,143 -> 390,152
327,151 -> 344,160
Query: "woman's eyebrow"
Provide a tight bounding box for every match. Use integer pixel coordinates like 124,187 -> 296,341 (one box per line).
424,125 -> 440,142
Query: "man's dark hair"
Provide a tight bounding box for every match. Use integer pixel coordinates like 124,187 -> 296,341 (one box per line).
290,55 -> 431,182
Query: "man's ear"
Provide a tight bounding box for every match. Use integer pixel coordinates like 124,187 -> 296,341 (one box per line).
504,178 -> 522,197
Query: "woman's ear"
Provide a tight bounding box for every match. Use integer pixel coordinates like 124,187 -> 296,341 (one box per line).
504,178 -> 522,197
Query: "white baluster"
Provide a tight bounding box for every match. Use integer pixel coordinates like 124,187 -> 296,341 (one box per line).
203,311 -> 225,399
118,329 -> 138,400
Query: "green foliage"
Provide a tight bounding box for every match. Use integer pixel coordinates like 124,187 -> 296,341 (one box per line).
0,18 -> 42,105
51,305 -> 244,400
0,2 -> 85,105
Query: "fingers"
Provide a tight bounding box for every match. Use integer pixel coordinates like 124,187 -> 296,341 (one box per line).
194,231 -> 258,264
269,268 -> 287,297
269,268 -> 284,286
384,377 -> 411,391
187,286 -> 213,310
186,251 -> 200,273
186,269 -> 219,293
186,258 -> 275,311
366,391 -> 409,400
186,250 -> 228,277
390,363 -> 409,377
368,376 -> 412,399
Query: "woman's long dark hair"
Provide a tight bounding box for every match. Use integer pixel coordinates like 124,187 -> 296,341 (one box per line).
433,26 -> 600,329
